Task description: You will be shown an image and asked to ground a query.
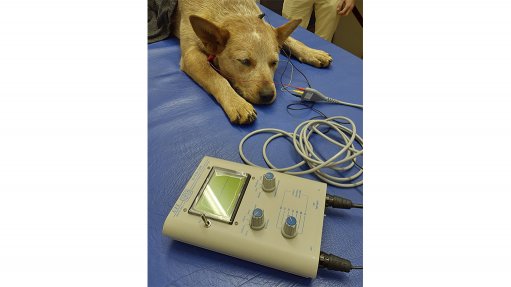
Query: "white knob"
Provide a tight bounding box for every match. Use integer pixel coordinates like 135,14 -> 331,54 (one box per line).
281,216 -> 298,239
262,172 -> 276,192
250,208 -> 265,230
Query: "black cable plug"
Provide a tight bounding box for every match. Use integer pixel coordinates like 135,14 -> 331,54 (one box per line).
319,251 -> 362,273
325,194 -> 363,209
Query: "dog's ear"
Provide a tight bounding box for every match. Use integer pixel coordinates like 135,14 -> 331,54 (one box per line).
274,19 -> 302,46
189,15 -> 230,55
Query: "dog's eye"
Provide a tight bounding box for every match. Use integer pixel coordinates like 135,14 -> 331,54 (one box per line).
270,60 -> 278,67
238,59 -> 251,66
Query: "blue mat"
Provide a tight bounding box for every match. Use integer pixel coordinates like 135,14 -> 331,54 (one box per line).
149,5 -> 363,286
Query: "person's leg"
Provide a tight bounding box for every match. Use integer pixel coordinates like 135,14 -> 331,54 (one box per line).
313,0 -> 341,41
282,0 -> 315,29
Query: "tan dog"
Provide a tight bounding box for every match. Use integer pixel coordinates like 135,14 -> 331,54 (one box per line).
173,0 -> 333,124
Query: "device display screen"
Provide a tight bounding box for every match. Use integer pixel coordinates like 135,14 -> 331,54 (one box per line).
189,167 -> 250,223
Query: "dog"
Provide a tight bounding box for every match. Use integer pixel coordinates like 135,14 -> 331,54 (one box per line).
173,0 -> 333,124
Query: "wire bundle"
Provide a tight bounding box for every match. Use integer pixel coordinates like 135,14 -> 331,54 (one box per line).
239,116 -> 363,188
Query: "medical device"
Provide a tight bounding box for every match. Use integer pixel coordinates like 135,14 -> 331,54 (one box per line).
162,156 -> 361,278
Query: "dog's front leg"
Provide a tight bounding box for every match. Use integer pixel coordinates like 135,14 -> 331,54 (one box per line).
283,37 -> 333,68
181,47 -> 257,124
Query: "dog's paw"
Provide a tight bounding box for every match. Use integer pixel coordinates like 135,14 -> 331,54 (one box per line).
224,97 -> 257,125
297,48 -> 333,68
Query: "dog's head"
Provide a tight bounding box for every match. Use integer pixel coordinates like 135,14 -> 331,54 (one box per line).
189,15 -> 301,105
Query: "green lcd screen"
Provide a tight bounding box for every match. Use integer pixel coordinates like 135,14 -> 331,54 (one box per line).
189,167 -> 250,223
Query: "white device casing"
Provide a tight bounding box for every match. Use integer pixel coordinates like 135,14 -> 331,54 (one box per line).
162,156 -> 327,278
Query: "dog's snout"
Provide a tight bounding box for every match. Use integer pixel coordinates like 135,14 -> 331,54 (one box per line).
259,87 -> 275,103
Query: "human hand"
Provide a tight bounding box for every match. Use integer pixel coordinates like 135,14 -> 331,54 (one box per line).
336,0 -> 355,16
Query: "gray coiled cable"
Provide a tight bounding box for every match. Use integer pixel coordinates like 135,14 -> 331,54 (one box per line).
239,116 -> 363,188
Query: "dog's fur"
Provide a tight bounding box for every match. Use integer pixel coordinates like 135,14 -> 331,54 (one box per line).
173,0 -> 333,124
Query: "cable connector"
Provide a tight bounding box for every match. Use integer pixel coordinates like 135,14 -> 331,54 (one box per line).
300,87 -> 329,102
319,251 -> 362,273
325,194 -> 363,209
299,87 -> 363,109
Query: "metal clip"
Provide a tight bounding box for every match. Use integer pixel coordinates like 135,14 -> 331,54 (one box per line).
201,213 -> 211,228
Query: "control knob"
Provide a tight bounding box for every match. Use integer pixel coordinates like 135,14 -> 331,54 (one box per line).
250,208 -> 265,230
262,172 -> 276,192
281,216 -> 298,238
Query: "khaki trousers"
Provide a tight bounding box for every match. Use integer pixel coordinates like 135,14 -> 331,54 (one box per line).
282,0 -> 341,42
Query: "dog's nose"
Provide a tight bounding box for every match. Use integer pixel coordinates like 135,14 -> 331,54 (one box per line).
259,88 -> 275,103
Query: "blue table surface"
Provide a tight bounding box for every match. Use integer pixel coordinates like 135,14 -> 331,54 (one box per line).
149,5 -> 363,287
